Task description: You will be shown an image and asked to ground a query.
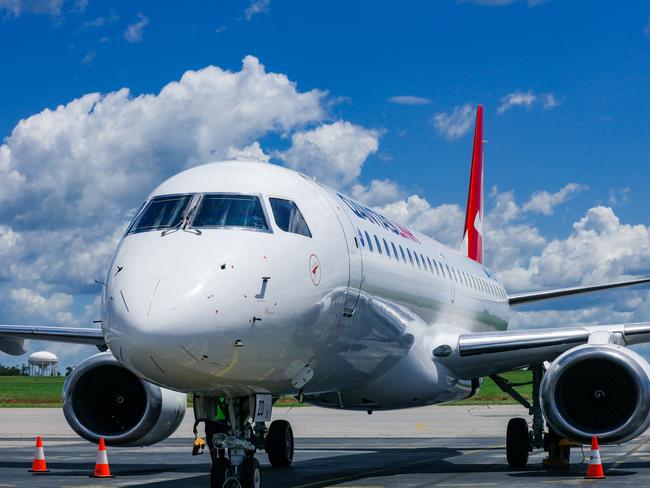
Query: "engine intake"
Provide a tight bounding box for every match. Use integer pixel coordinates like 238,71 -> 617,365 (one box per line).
541,344 -> 650,444
63,352 -> 186,446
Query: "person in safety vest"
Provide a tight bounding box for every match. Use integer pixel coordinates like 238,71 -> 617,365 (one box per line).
193,396 -> 228,464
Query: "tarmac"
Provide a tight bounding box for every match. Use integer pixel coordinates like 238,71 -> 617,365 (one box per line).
1,405 -> 649,487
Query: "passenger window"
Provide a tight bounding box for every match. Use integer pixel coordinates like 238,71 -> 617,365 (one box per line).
433,260 -> 440,276
383,239 -> 391,257
127,194 -> 193,234
420,254 -> 427,271
374,235 -> 382,255
399,245 -> 406,262
414,253 -> 421,269
407,249 -> 414,265
268,198 -> 311,236
391,242 -> 399,261
426,257 -> 433,273
445,264 -> 452,280
365,231 -> 373,252
357,229 -> 365,247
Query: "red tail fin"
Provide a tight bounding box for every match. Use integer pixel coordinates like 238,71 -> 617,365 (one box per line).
460,105 -> 484,264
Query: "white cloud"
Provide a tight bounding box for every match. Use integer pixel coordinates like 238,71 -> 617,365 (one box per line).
432,104 -> 474,140
0,56 -> 325,231
227,141 -> 270,162
541,93 -> 559,109
280,121 -> 379,188
522,183 -> 584,215
498,90 -> 560,114
8,288 -> 75,324
498,206 -> 650,291
0,0 -> 62,16
350,179 -> 402,207
609,187 -> 630,207
82,50 -> 95,66
377,196 -> 465,247
244,0 -> 270,20
123,14 -> 149,43
387,96 -> 432,106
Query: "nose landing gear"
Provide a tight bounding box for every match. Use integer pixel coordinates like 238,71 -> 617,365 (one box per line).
195,394 -> 292,488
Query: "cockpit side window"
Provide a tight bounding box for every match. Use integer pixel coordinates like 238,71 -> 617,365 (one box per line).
194,194 -> 268,230
127,194 -> 192,235
269,198 -> 312,237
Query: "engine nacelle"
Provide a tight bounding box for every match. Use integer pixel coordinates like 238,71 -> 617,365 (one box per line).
541,344 -> 650,444
62,352 -> 186,446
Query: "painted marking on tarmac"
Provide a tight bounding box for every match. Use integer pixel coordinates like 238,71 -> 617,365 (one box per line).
541,480 -> 597,484
290,446 -> 499,488
610,437 -> 648,472
437,484 -> 498,487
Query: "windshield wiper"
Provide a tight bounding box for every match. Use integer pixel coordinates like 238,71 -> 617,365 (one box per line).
161,219 -> 183,237
161,197 -> 202,237
182,200 -> 202,235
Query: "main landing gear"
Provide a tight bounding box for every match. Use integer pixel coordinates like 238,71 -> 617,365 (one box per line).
492,365 -> 570,469
195,394 -> 294,488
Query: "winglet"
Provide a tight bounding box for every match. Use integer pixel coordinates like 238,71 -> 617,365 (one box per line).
460,105 -> 484,264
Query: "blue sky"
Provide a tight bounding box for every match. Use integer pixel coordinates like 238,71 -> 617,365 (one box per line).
1,0 -> 650,367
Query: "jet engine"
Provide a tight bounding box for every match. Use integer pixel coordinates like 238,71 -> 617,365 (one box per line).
541,344 -> 650,444
62,352 -> 186,446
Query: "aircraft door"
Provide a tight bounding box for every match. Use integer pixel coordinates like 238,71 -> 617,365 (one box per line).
439,252 -> 455,303
330,202 -> 363,318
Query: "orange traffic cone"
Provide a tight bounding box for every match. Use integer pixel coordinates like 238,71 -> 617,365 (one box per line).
91,437 -> 114,478
29,436 -> 49,473
585,436 -> 605,479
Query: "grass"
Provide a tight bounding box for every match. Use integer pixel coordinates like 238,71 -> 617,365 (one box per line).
449,370 -> 532,405
0,370 -> 532,408
0,376 -> 66,407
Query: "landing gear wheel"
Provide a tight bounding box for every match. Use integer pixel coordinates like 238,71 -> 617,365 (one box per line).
210,458 -> 230,488
265,420 -> 294,467
241,457 -> 262,488
223,479 -> 242,488
506,418 -> 530,468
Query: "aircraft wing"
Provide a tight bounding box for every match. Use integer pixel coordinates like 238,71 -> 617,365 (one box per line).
447,322 -> 650,379
508,277 -> 650,306
0,324 -> 105,355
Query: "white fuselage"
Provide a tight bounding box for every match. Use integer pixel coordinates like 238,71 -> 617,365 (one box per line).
103,161 -> 509,410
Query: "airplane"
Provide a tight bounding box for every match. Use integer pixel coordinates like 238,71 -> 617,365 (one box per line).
2,104 -> 650,488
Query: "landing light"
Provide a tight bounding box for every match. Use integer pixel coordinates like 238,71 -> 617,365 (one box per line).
433,345 -> 452,358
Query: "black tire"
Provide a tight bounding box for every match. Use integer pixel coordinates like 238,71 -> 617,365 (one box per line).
265,420 -> 294,467
506,418 -> 530,468
210,458 -> 230,488
241,457 -> 262,488
222,479 -> 241,488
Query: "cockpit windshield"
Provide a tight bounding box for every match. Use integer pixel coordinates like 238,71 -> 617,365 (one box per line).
126,193 -> 269,235
127,194 -> 192,234
193,194 -> 268,230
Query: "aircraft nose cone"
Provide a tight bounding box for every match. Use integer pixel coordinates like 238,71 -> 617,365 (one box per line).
105,279 -> 210,361
118,279 -> 202,323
